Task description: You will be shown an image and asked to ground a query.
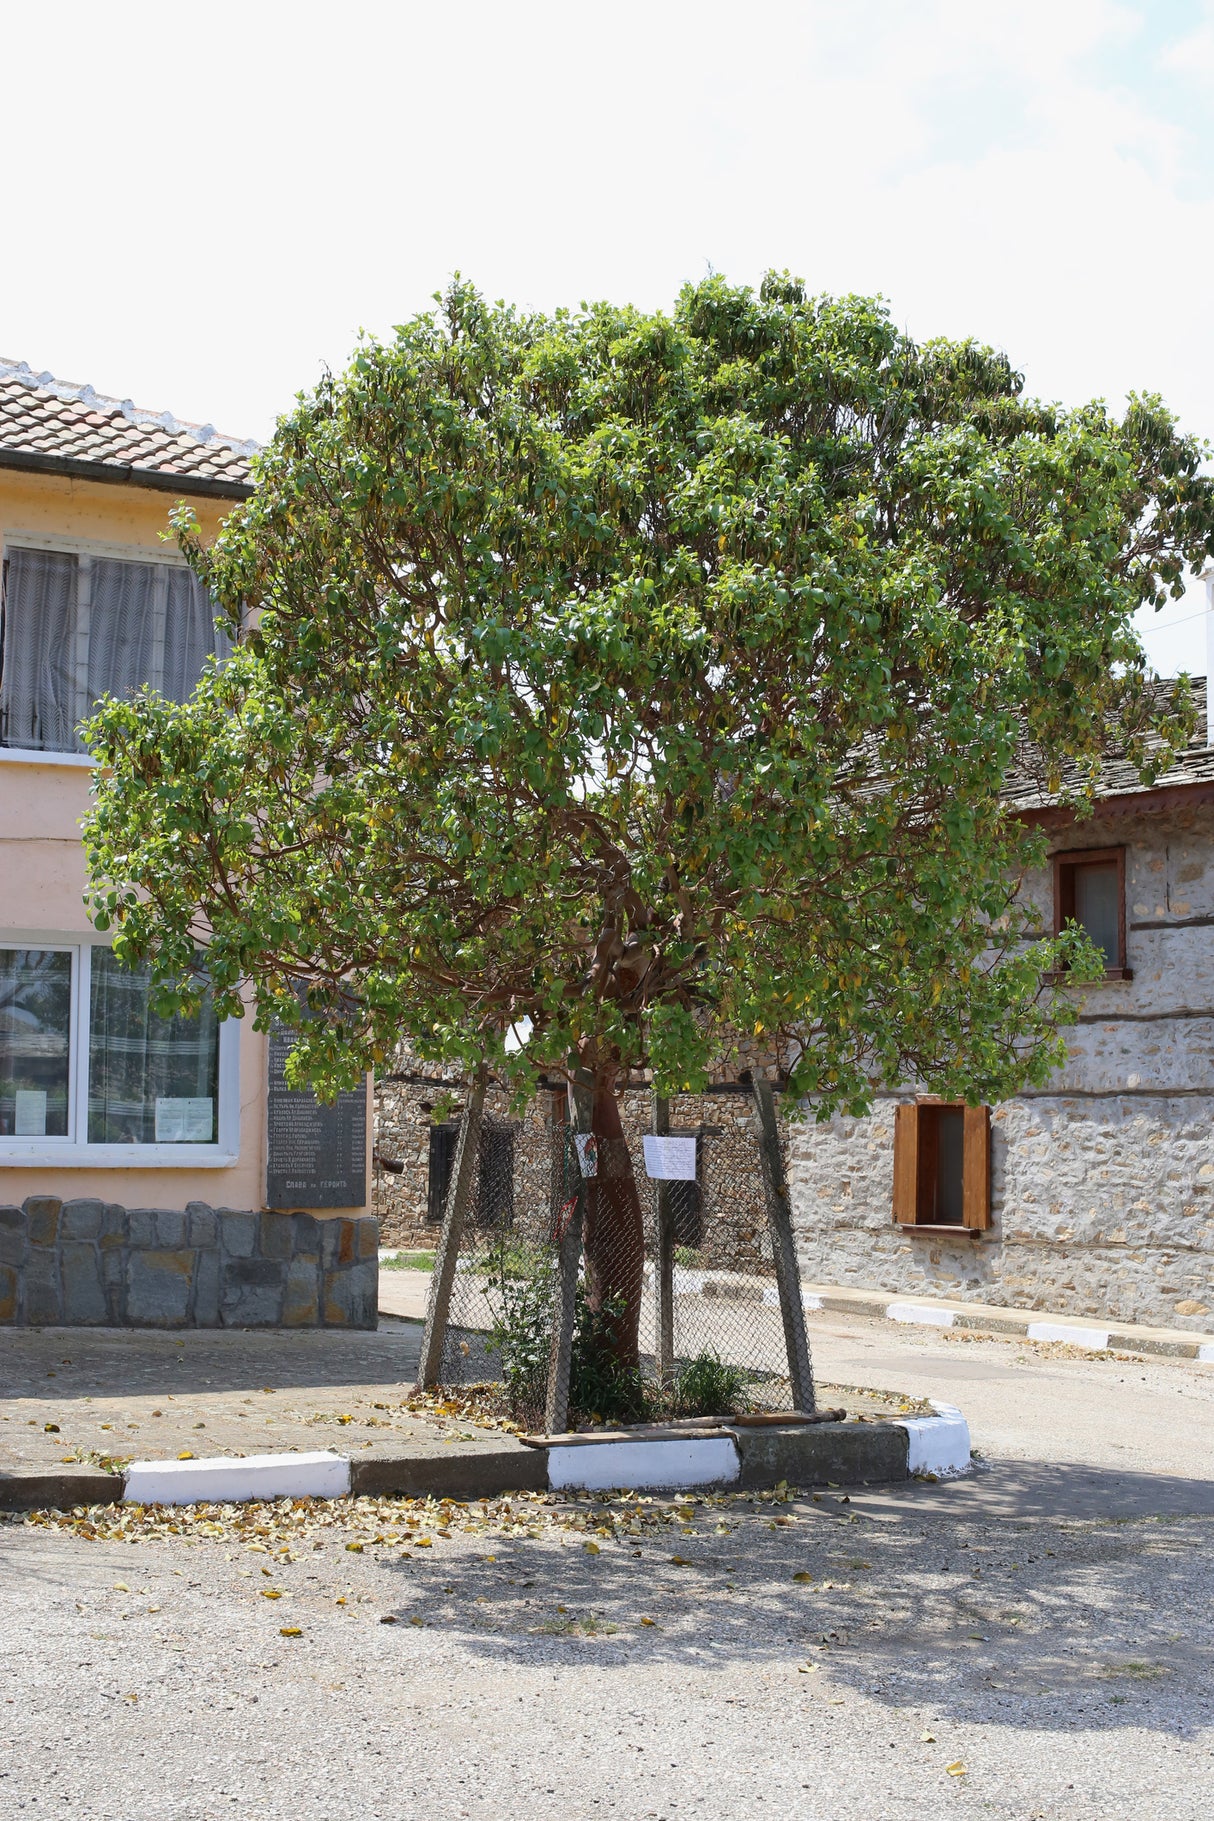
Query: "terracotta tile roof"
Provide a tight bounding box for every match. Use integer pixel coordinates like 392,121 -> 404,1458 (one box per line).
0,358 -> 257,498
1006,675 -> 1214,817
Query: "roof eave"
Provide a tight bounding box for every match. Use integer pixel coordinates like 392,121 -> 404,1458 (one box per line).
1017,775 -> 1214,829
0,444 -> 253,503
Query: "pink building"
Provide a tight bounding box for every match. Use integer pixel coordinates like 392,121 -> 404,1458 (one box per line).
0,360 -> 374,1328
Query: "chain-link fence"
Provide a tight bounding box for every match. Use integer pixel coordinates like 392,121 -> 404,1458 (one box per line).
420,1084 -> 814,1433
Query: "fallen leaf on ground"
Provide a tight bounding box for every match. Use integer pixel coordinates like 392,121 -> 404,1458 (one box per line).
945,1761 -> 966,1777
669,1555 -> 691,1566
920,1731 -> 936,1743
280,1627 -> 302,1638
177,1452 -> 193,1461
792,1572 -> 814,1583
640,1617 -> 656,1627
584,1542 -> 600,1555
261,1590 -> 282,1600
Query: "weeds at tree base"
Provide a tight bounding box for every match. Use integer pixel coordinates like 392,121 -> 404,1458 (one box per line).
482,1240 -> 761,1427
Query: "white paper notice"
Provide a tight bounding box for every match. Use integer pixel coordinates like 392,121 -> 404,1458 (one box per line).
14,1089 -> 47,1137
573,1133 -> 599,1178
154,1097 -> 214,1142
642,1134 -> 698,1181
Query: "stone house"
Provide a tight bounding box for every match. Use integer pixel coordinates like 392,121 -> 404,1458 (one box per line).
0,360 -> 375,1328
787,678 -> 1214,1333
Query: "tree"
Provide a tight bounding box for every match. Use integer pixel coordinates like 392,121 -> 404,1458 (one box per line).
84,274 -> 1214,1363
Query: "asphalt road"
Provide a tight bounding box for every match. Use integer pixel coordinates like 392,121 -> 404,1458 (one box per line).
1,1314 -> 1211,1821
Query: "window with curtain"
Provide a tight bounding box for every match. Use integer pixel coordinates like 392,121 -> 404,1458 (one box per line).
87,948 -> 220,1144
1053,846 -> 1130,977
0,945 -> 224,1149
0,546 -> 229,753
0,949 -> 72,1138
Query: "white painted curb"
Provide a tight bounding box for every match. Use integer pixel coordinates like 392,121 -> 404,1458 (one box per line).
547,1436 -> 741,1493
1199,1343 -> 1214,1364
894,1400 -> 971,1478
886,1301 -> 955,1329
802,1292 -> 824,1312
1025,1321 -> 1110,1350
124,1451 -> 350,1506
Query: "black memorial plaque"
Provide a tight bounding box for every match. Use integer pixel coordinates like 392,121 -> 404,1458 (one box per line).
265,1029 -> 368,1209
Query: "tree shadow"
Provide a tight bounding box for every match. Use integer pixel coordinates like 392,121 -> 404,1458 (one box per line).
369,1458 -> 1214,1737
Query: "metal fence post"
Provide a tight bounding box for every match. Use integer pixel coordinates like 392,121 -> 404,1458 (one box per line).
750,1076 -> 816,1414
652,1094 -> 676,1386
417,1069 -> 487,1389
543,1078 -> 592,1435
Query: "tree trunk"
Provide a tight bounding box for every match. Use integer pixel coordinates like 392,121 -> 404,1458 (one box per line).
582,1070 -> 646,1368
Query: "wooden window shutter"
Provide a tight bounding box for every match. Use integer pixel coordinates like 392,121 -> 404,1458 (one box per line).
962,1105 -> 991,1230
892,1104 -> 920,1224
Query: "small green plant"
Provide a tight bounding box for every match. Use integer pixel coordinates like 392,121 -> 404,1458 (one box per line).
673,1246 -> 704,1269
671,1350 -> 751,1417
569,1288 -> 651,1425
484,1241 -> 555,1419
492,1240 -> 549,1280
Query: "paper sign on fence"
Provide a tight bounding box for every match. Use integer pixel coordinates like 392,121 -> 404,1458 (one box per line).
642,1134 -> 698,1181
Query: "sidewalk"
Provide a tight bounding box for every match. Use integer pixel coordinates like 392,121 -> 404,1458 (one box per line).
801,1281 -> 1214,1362
379,1261 -> 1214,1363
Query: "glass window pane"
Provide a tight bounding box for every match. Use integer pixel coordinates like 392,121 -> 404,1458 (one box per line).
1,548 -> 226,755
1073,862 -> 1119,966
87,949 -> 219,1144
934,1108 -> 965,1224
0,949 -> 72,1137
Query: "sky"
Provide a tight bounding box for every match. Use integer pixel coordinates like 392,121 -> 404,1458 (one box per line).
5,0 -> 1213,674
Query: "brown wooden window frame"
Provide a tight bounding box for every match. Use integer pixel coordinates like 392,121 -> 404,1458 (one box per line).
1051,845 -> 1132,981
892,1099 -> 991,1233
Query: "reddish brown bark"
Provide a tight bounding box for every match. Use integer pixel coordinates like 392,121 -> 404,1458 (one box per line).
581,1071 -> 646,1368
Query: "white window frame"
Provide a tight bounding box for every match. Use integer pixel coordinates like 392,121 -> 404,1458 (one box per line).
0,931 -> 240,1167
0,529 -> 220,769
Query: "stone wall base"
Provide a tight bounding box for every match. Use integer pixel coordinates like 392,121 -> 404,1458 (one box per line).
0,1199 -> 378,1329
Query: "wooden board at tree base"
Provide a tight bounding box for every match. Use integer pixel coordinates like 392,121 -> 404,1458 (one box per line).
265,1029 -> 368,1210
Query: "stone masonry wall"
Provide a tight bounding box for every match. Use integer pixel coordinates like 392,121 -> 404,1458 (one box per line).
788,1094 -> 1214,1330
374,1066 -> 778,1272
0,1199 -> 378,1329
788,802 -> 1214,1332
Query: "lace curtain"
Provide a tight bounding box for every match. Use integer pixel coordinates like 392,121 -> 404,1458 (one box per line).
87,948 -> 219,1145
0,546 -> 229,753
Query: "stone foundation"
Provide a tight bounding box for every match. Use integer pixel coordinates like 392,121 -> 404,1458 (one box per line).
0,1199 -> 378,1329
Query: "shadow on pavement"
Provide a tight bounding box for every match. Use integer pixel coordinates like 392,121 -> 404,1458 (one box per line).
358,1456 -> 1213,1737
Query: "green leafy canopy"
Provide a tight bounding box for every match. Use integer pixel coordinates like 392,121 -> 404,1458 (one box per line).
82,273 -> 1214,1110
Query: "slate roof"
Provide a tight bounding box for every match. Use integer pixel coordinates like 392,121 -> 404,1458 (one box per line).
0,358 -> 257,498
1006,675 -> 1214,816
